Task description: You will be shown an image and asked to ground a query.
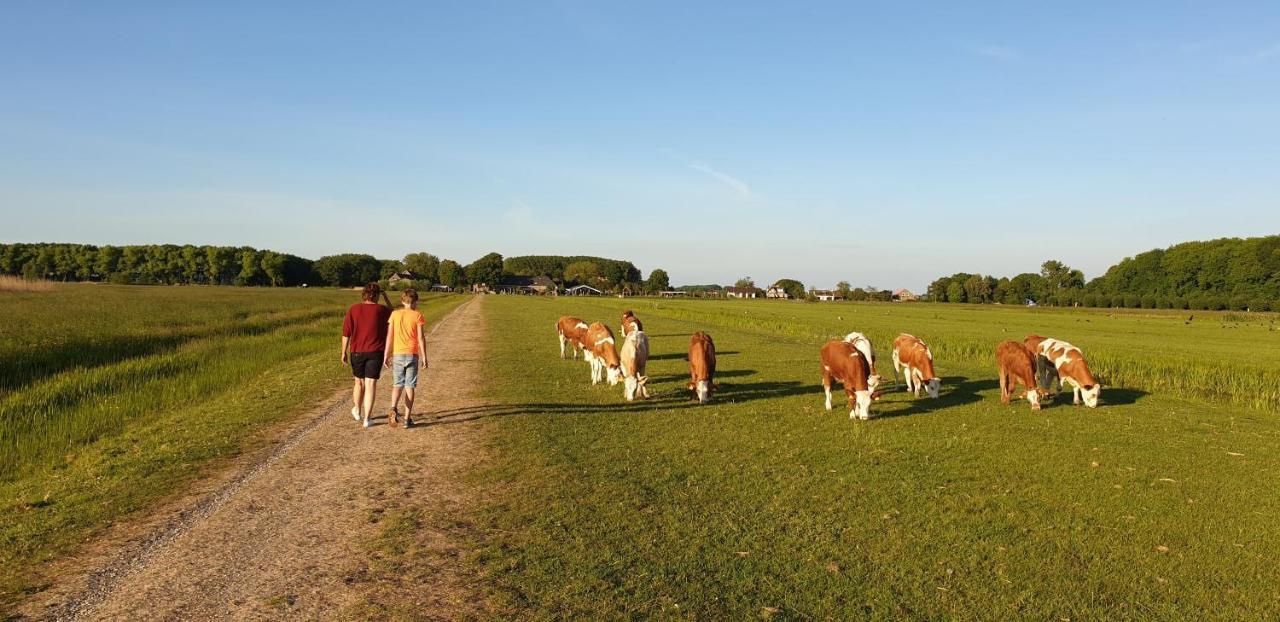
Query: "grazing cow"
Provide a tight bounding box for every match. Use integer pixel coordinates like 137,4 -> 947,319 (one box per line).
821,340 -> 881,420
1024,334 -> 1060,393
892,333 -> 941,398
585,322 -> 622,386
619,329 -> 650,401
687,331 -> 717,403
996,340 -> 1049,410
841,332 -> 882,391
1034,337 -> 1101,407
620,310 -> 644,338
556,316 -> 590,360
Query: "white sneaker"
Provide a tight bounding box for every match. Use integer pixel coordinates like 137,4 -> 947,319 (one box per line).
351,406 -> 361,421
362,418 -> 371,429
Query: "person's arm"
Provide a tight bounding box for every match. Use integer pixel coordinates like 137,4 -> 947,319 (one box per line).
381,290 -> 394,310
383,315 -> 396,368
340,308 -> 353,363
417,323 -> 428,369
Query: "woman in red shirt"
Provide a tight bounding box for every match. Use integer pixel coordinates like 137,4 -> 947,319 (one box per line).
341,282 -> 393,428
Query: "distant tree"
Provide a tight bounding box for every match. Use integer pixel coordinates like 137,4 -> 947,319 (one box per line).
260,251 -> 286,286
314,254 -> 381,287
437,259 -> 466,290
463,252 -> 504,288
734,276 -> 756,289
237,249 -> 263,285
403,252 -> 440,287
205,246 -> 234,285
773,278 -> 806,299
564,260 -> 600,284
946,281 -> 966,303
380,258 -> 404,279
850,288 -> 870,301
835,281 -> 852,300
645,269 -> 671,293
95,246 -> 122,278
962,275 -> 991,303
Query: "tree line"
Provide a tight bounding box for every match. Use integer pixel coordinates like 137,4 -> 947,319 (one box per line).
0,243 -> 672,293
926,236 -> 1280,311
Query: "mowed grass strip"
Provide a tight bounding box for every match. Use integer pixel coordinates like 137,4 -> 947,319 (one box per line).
0,285 -> 466,608
472,296 -> 1280,619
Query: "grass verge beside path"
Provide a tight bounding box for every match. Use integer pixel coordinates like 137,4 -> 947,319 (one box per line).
0,286 -> 466,610
473,296 -> 1280,619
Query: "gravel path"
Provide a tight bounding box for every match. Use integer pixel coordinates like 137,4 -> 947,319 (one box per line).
21,296 -> 491,620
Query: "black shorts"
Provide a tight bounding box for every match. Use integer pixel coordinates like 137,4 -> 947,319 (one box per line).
350,351 -> 384,380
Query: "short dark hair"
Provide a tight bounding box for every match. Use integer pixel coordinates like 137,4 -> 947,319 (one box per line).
361,282 -> 381,301
401,288 -> 419,303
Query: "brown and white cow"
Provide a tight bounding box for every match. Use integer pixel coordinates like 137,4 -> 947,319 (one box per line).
619,328 -> 649,401
996,340 -> 1049,410
620,310 -> 644,338
842,332 -> 882,391
892,333 -> 940,399
687,331 -> 717,403
1023,334 -> 1059,394
585,322 -> 622,386
1034,337 -> 1101,407
821,340 -> 881,420
556,316 -> 590,360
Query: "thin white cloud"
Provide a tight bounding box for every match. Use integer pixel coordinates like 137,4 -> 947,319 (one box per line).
688,162 -> 752,199
1240,42 -> 1280,63
966,44 -> 1022,62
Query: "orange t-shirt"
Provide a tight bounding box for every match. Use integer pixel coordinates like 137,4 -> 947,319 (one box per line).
388,308 -> 426,355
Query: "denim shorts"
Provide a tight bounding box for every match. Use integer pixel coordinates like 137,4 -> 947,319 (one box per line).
392,354 -> 419,388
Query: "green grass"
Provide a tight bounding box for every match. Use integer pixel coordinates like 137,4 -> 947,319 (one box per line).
0,284 -> 466,608
471,296 -> 1280,619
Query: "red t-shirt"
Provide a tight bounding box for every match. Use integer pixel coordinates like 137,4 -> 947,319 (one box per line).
342,302 -> 392,353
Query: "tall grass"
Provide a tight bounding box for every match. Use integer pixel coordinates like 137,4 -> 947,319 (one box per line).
0,275 -> 54,293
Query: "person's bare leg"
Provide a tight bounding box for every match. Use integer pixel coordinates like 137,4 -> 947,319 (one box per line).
361,378 -> 377,426
351,378 -> 363,420
389,386 -> 404,423
403,388 -> 415,426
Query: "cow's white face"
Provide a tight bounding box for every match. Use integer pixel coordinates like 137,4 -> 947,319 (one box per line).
624,376 -> 638,401
1081,384 -> 1100,408
696,380 -> 711,404
867,374 -> 882,392
607,365 -> 621,386
925,378 -> 941,399
1026,389 -> 1043,410
852,390 -> 873,420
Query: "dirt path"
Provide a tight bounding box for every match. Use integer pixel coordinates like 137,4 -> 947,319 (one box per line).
22,296 -> 492,621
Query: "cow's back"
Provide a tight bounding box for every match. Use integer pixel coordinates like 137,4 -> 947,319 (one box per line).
997,340 -> 1035,380
689,331 -> 716,380
823,340 -> 869,389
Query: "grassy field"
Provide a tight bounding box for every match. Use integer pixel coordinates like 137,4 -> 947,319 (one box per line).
0,284 -> 466,607
471,296 -> 1280,619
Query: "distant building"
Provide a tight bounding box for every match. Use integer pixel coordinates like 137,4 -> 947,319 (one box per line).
387,271 -> 421,286
495,275 -> 557,295
810,289 -> 837,301
430,284 -> 452,292
766,285 -> 790,299
892,288 -> 918,302
725,286 -> 763,299
658,290 -> 687,298
565,284 -> 602,296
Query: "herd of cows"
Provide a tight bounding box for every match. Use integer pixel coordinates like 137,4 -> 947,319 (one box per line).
555,310 -> 1102,419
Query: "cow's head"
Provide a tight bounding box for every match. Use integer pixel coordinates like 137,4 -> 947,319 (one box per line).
925,378 -> 941,399
692,379 -> 712,404
851,390 -> 874,420
606,364 -> 622,386
624,375 -> 648,401
867,374 -> 882,392
1024,387 -> 1051,410
1080,384 -> 1101,408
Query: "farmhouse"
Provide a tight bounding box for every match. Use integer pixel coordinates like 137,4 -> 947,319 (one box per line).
658,290 -> 687,298
430,284 -> 452,292
495,275 -> 557,295
892,288 -> 917,302
565,284 -> 602,296
810,289 -> 837,301
725,286 -> 763,299
766,286 -> 790,299
387,271 -> 422,286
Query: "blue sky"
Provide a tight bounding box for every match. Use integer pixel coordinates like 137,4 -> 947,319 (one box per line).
2,1 -> 1278,290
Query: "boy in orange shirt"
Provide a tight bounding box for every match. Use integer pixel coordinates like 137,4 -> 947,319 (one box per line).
383,289 -> 428,428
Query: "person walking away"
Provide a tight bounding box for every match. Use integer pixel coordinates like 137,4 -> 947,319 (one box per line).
383,288 -> 429,428
341,283 -> 393,428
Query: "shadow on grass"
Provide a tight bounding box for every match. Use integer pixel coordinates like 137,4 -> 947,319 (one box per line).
1037,386 -> 1147,408
647,369 -> 757,384
873,375 -> 993,419
646,351 -> 739,361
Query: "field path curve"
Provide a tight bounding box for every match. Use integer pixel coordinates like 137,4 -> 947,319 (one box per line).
27,295 -> 492,621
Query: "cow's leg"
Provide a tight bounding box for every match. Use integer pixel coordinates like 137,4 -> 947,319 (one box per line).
1073,384 -> 1082,405
999,368 -> 1010,404
559,333 -> 567,359
822,369 -> 833,410
892,349 -> 902,385
845,387 -> 858,419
